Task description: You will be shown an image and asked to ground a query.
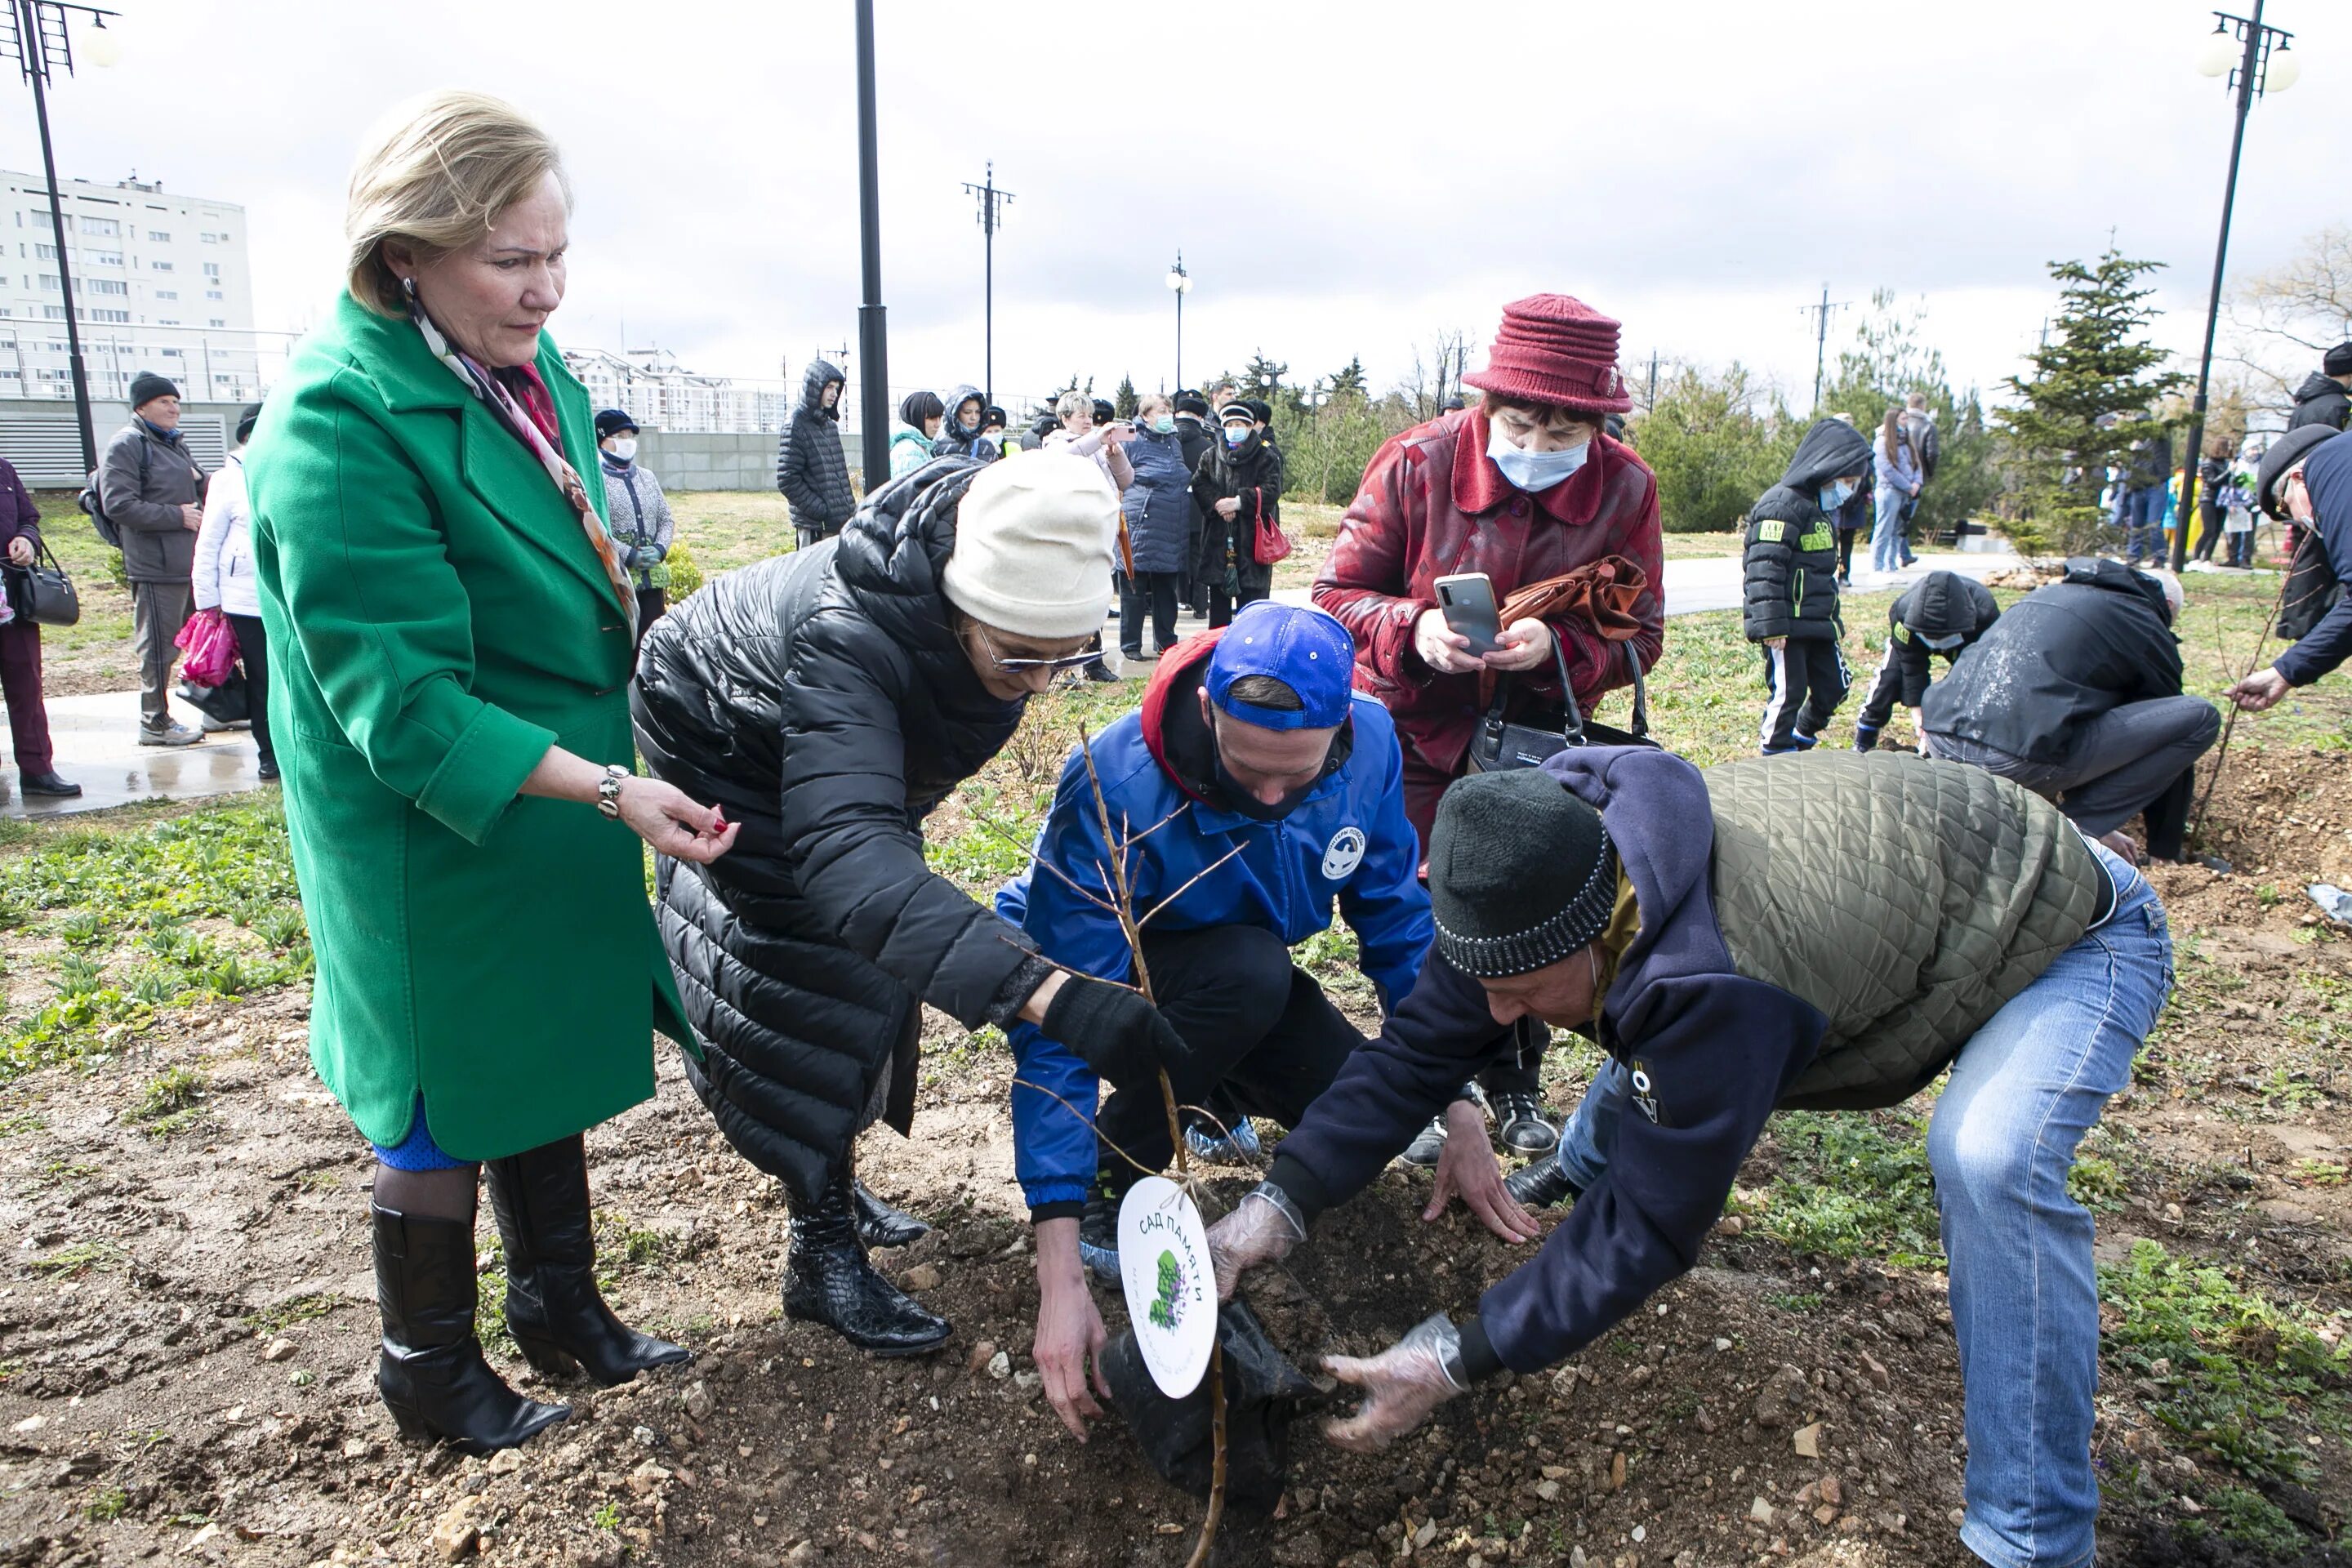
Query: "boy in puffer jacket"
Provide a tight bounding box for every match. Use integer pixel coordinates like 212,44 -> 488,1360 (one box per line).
1852,569 -> 2000,753
1742,416 -> 1873,754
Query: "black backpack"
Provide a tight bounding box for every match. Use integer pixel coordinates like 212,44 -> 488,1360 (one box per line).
77,439 -> 144,550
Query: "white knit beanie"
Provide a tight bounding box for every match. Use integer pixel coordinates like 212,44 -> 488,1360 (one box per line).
941,452 -> 1119,639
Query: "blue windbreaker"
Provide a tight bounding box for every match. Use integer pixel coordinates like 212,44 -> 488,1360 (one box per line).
996,639 -> 1432,1216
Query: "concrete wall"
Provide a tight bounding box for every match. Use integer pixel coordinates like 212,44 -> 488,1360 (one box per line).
637,428 -> 784,493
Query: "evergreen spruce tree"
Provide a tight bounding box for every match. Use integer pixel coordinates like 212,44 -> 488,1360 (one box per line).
1113,375 -> 1139,419
1997,249 -> 2186,554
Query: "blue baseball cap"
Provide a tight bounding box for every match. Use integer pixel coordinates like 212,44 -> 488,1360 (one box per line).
1206,602 -> 1356,731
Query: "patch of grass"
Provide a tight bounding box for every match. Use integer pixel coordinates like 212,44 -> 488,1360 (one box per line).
2069,1154 -> 2128,1209
2099,1238 -> 2350,1488
243,1293 -> 336,1337
1764,1291 -> 1825,1314
591,1500 -> 622,1531
30,1239 -> 126,1277
1757,1109 -> 1945,1266
127,1066 -> 205,1123
2187,1485 -> 2308,1554
2288,1159 -> 2348,1187
82,1486 -> 127,1522
0,1111 -> 45,1138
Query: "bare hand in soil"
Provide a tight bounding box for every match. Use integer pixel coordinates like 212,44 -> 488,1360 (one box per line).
1423,1099 -> 1539,1242
2226,666 -> 2291,712
1033,1218 -> 1111,1441
1207,1185 -> 1306,1300
1324,1321 -> 1464,1453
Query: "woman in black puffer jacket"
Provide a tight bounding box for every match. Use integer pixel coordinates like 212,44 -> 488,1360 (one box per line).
632,455 -> 1186,1356
1192,399 -> 1285,627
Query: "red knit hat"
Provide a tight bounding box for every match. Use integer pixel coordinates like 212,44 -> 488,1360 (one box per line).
1462,294 -> 1632,416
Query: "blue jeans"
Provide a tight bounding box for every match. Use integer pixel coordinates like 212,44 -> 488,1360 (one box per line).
1870,483 -> 1909,573
2121,485 -> 2166,563
1548,844 -> 2171,1568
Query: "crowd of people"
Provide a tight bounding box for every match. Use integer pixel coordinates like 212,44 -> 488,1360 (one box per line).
15,84 -> 2347,1568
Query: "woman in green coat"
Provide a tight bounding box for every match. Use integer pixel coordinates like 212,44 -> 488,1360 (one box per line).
246,91 -> 737,1456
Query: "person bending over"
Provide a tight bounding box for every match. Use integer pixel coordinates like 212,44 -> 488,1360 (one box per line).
1214,747 -> 2167,1568
1851,569 -> 1998,754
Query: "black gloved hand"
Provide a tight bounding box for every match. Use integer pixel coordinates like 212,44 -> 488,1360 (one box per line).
1040,973 -> 1188,1089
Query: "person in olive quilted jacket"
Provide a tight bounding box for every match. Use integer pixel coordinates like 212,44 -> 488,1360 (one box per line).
1214,747 -> 2170,1568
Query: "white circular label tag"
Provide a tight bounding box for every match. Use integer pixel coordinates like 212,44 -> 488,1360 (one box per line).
1116,1176 -> 1216,1398
1321,825 -> 1367,881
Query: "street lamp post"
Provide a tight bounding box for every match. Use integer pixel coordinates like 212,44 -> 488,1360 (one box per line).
961,163 -> 1013,407
2171,3 -> 2296,572
2,0 -> 121,475
852,0 -> 889,489
1165,252 -> 1192,394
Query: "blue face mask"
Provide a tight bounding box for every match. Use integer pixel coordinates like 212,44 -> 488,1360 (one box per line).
1151,416 -> 1176,434
1224,425 -> 1253,448
1819,479 -> 1858,513
1487,422 -> 1588,492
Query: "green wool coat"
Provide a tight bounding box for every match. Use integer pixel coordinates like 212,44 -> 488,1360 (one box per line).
245,292 -> 688,1160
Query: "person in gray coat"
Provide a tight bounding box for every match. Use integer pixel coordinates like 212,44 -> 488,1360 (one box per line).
100,371 -> 209,746
595,409 -> 675,655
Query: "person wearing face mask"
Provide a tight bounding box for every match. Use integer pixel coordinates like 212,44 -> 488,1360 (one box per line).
1743,416 -> 1873,755
889,390 -> 946,480
593,410 -> 675,653
1115,392 -> 1194,662
1192,400 -> 1286,626
1851,570 -> 1999,755
1315,294 -> 1664,1165
930,385 -> 999,464
632,454 -> 1189,1356
1170,392 -> 1218,615
996,601 -> 1430,1442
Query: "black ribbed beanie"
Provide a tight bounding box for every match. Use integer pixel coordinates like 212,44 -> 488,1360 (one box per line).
1428,768 -> 1616,978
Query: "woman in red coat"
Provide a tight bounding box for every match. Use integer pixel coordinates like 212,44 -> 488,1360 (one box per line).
1312,293 -> 1662,1160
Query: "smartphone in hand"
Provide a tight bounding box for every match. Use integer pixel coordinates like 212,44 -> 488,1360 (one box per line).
1434,572 -> 1502,656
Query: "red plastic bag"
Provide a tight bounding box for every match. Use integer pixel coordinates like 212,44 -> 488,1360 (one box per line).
175,607 -> 240,688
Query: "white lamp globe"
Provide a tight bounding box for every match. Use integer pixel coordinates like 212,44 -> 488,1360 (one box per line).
2196,30 -> 2238,76
85,26 -> 122,67
2265,47 -> 2300,93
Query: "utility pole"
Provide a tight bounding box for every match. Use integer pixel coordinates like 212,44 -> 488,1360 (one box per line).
852,0 -> 889,487
961,163 -> 1013,407
1165,252 -> 1192,392
3,0 -> 122,475
1799,285 -> 1850,412
2172,3 -> 2296,573
1646,350 -> 1659,413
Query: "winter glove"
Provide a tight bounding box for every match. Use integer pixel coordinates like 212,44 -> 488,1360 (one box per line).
640,542 -> 667,564
1324,1312 -> 1470,1453
1853,724 -> 1881,754
616,545 -> 640,570
1207,1182 -> 1307,1300
1040,973 -> 1188,1090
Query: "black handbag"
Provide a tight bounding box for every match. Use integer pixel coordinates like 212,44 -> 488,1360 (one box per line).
1465,640 -> 1655,774
177,669 -> 249,727
4,539 -> 80,628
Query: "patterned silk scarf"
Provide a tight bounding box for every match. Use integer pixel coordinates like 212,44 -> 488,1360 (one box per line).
411,304 -> 637,635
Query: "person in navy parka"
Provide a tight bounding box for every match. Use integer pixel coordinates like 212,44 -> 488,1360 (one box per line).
996,601 -> 1432,1439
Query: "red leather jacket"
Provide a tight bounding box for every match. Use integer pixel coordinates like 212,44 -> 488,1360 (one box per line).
1312,409 -> 1663,776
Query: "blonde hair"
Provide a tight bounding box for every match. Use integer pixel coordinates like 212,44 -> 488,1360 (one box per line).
1055,390 -> 1093,422
345,91 -> 572,316
1134,391 -> 1172,419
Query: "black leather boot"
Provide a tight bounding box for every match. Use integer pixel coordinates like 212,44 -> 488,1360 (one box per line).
372,1205 -> 568,1455
783,1174 -> 950,1356
851,1179 -> 929,1250
483,1136 -> 692,1388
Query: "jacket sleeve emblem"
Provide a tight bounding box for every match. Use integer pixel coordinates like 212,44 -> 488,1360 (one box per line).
1630,1058 -> 1664,1125
1756,519 -> 1786,543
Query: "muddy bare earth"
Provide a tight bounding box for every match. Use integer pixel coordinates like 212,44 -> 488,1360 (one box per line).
2,750 -> 2348,1567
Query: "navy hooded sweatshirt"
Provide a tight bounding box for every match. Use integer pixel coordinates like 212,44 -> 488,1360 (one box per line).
2273,430 -> 2352,688
1266,745 -> 1824,1378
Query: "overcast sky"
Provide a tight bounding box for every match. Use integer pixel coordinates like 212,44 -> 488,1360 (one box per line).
7,0 -> 2346,415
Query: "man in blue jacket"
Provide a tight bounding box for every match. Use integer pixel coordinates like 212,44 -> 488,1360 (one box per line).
998,600 -> 1432,1441
2230,425 -> 2352,713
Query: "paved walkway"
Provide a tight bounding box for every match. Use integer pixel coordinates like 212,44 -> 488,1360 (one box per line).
2,544 -> 2025,821
0,690 -> 265,820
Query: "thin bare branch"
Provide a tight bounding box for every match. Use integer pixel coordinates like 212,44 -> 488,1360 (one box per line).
973,813 -> 1120,915
1138,843 -> 1250,930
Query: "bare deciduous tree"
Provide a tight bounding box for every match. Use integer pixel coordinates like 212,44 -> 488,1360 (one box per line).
2220,227 -> 2352,406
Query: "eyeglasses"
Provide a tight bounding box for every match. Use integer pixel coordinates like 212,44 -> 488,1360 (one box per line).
973,622 -> 1099,674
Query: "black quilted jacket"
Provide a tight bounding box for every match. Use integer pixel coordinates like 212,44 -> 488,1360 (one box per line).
1741,418 -> 1872,642
774,359 -> 854,537
632,459 -> 1039,1200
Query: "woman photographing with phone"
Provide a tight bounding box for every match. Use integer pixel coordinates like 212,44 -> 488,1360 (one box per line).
1313,292 -> 1664,1164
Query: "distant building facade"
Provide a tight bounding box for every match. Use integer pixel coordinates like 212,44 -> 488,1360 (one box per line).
0,172 -> 270,405
564,345 -> 792,435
